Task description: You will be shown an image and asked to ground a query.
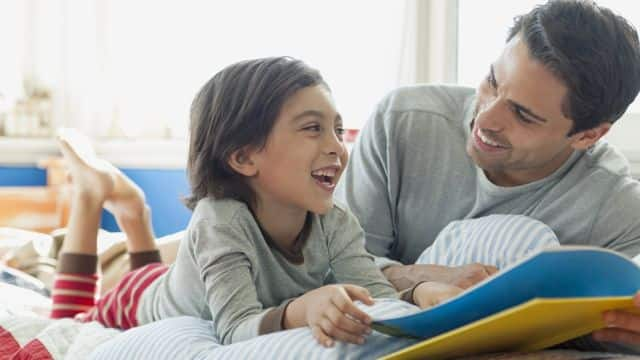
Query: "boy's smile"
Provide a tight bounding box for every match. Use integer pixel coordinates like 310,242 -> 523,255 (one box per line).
311,164 -> 341,192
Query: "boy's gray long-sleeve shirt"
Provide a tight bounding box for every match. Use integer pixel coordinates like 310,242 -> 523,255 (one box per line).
335,84 -> 640,267
137,198 -> 397,345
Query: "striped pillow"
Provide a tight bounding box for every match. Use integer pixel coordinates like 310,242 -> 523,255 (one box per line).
417,215 -> 560,269
90,299 -> 419,360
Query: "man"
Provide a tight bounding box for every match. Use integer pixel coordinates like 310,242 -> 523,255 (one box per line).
336,0 -> 640,351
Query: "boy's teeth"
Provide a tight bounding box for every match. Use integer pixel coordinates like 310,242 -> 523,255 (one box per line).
312,168 -> 337,177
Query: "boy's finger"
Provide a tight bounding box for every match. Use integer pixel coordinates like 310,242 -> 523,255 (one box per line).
332,292 -> 372,325
326,306 -> 371,336
343,284 -> 374,305
319,318 -> 366,345
312,324 -> 334,348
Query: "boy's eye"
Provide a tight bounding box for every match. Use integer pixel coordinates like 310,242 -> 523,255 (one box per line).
335,127 -> 345,136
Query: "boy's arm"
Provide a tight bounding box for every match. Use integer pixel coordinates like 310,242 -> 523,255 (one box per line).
192,221 -> 290,345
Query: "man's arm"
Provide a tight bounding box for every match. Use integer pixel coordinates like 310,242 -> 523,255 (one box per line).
335,103 -> 398,266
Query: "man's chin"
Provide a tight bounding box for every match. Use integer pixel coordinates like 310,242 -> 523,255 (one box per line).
467,145 -> 501,172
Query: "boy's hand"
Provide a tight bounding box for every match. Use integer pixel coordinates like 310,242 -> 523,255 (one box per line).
285,284 -> 374,347
412,281 -> 464,309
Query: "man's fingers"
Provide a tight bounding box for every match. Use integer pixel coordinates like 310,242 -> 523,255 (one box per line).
451,263 -> 493,288
593,327 -> 640,345
603,310 -> 640,333
311,324 -> 334,348
319,317 -> 366,345
634,291 -> 640,307
326,306 -> 371,336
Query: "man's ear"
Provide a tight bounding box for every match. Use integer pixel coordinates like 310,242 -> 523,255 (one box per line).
569,122 -> 611,150
228,147 -> 259,177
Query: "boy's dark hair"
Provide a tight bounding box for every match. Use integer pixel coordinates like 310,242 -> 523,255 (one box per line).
508,0 -> 640,135
184,57 -> 327,210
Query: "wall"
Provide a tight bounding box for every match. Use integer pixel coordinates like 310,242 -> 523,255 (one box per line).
0,165 -> 191,237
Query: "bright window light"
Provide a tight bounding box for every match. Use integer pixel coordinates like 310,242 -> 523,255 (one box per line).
107,1 -> 406,137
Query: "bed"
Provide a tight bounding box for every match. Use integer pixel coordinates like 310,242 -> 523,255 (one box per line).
0,229 -> 636,359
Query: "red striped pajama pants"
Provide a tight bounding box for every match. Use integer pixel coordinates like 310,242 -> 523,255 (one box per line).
50,263 -> 168,329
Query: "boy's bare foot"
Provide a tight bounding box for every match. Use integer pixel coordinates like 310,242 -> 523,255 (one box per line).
57,129 -> 146,220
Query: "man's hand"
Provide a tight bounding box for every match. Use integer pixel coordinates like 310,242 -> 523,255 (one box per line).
383,263 -> 498,291
592,291 -> 640,345
283,284 -> 374,347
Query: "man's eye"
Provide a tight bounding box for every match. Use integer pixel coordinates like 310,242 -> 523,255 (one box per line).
304,125 -> 321,132
514,108 -> 534,124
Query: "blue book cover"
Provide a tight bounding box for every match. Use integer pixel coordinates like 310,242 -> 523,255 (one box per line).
373,246 -> 640,339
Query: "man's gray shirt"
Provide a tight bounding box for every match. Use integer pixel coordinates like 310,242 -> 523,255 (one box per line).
336,84 -> 640,269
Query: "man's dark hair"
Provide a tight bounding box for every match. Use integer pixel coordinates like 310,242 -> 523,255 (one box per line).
508,0 -> 640,135
184,57 -> 327,210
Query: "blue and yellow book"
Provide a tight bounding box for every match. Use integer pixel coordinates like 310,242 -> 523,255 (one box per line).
373,246 -> 640,360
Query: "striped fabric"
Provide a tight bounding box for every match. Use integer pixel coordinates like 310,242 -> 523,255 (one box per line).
51,273 -> 99,319
51,263 -> 167,329
90,299 -> 420,360
89,214 -> 560,359
416,214 -> 560,269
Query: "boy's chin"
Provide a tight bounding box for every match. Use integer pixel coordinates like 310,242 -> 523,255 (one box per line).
309,199 -> 334,215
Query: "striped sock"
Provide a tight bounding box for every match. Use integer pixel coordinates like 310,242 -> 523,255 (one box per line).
50,273 -> 98,319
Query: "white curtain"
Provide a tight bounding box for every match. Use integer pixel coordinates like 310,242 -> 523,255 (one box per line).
4,0 -> 457,139
21,0 -> 116,138
398,0 -> 458,85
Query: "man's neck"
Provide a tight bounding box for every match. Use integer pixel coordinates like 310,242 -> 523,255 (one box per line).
485,148 -> 576,187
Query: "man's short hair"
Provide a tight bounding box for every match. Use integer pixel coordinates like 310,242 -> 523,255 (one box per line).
508,0 -> 640,135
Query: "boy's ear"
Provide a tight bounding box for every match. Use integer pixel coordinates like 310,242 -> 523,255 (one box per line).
569,122 -> 611,150
228,147 -> 258,177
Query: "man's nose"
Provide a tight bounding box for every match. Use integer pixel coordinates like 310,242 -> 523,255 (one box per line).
476,97 -> 507,132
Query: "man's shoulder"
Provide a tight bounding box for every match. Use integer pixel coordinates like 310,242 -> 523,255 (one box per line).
584,140 -> 634,179
379,84 -> 475,117
568,141 -> 640,206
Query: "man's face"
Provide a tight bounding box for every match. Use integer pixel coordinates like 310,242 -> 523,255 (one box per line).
466,36 -> 585,186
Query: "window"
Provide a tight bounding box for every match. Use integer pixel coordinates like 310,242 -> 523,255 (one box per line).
0,1 -> 406,140
457,0 -> 640,155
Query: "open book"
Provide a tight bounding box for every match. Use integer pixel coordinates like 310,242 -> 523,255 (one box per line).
373,246 -> 640,360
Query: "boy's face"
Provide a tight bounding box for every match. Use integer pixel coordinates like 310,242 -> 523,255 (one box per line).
466,35 -> 609,186
249,85 -> 348,215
